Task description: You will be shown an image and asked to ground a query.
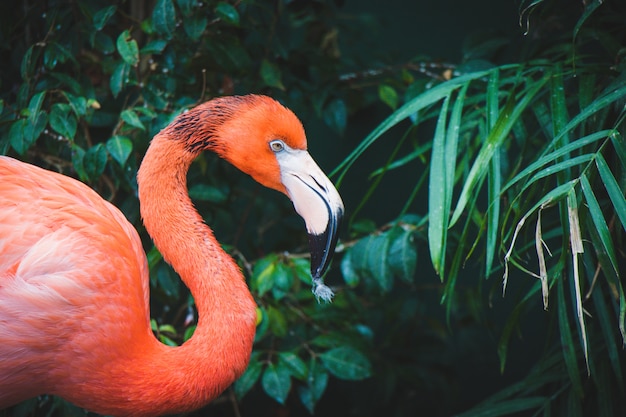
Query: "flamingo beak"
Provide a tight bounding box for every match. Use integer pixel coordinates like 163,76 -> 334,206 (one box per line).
277,150 -> 344,279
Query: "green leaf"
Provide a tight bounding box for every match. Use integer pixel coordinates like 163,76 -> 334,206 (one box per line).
332,68 -> 494,184
580,174 -> 619,275
428,95 -> 450,277
278,352 -> 308,380
340,250 -> 360,287
9,119 -> 27,155
120,109 -> 145,130
49,103 -> 77,139
176,0 -> 195,16
106,136 -> 133,166
24,111 -> 48,145
266,305 -> 287,337
234,356 -> 263,399
557,273 -> 584,398
141,40 -> 168,54
110,62 -> 130,98
260,59 -> 284,90
251,253 -> 279,297
64,93 -> 88,117
27,91 -> 46,117
262,362 -> 291,404
215,2 -> 240,26
298,358 -> 328,414
116,30 -> 139,67
323,98 -> 347,136
387,226 -> 417,283
320,346 -> 372,380
183,15 -> 208,40
378,85 -> 399,110
93,5 -> 117,30
83,143 -> 108,180
450,74 -> 550,226
188,183 -> 228,203
152,0 -> 177,38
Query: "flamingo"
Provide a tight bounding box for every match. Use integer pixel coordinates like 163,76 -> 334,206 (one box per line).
0,95 -> 343,416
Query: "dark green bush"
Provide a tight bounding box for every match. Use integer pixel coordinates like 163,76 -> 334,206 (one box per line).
1,0 -> 625,416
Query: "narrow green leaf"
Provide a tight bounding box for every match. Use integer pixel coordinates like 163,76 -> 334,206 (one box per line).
573,0 -> 603,40
106,135 -> 133,166
584,250 -> 624,391
557,275 -> 584,398
152,0 -> 177,38
502,130 -> 611,194
320,346 -> 372,380
580,174 -> 619,275
332,68 -> 495,183
596,154 -> 626,233
428,95 -> 450,277
567,190 -> 589,372
262,362 -> 291,404
610,131 -> 626,168
486,148 -> 501,278
450,74 -> 550,226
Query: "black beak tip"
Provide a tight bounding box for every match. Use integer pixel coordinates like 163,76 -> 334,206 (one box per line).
308,209 -> 342,279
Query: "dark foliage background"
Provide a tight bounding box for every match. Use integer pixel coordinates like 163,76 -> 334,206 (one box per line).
1,0 -> 625,416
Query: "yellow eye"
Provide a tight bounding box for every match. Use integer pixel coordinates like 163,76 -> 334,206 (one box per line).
269,140 -> 285,152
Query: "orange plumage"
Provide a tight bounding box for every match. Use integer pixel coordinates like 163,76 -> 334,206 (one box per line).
0,95 -> 343,416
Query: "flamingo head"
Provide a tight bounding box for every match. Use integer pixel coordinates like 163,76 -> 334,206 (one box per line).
200,95 -> 344,292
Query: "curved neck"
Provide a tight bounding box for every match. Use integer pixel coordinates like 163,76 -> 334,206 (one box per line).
127,134 -> 256,415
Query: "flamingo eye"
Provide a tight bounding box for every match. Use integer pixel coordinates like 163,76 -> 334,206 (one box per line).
269,140 -> 285,153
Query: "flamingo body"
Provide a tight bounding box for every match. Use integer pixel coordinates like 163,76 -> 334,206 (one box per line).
0,95 -> 343,416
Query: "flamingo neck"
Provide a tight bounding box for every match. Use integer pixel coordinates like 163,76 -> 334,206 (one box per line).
129,134 -> 257,415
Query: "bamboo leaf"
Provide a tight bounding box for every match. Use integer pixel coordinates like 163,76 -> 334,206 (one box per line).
596,153 -> 626,233
502,130 -> 612,194
428,95 -> 450,277
567,190 -> 589,372
557,275 -> 584,398
580,175 -> 619,275
450,74 -> 550,226
332,69 -> 495,183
